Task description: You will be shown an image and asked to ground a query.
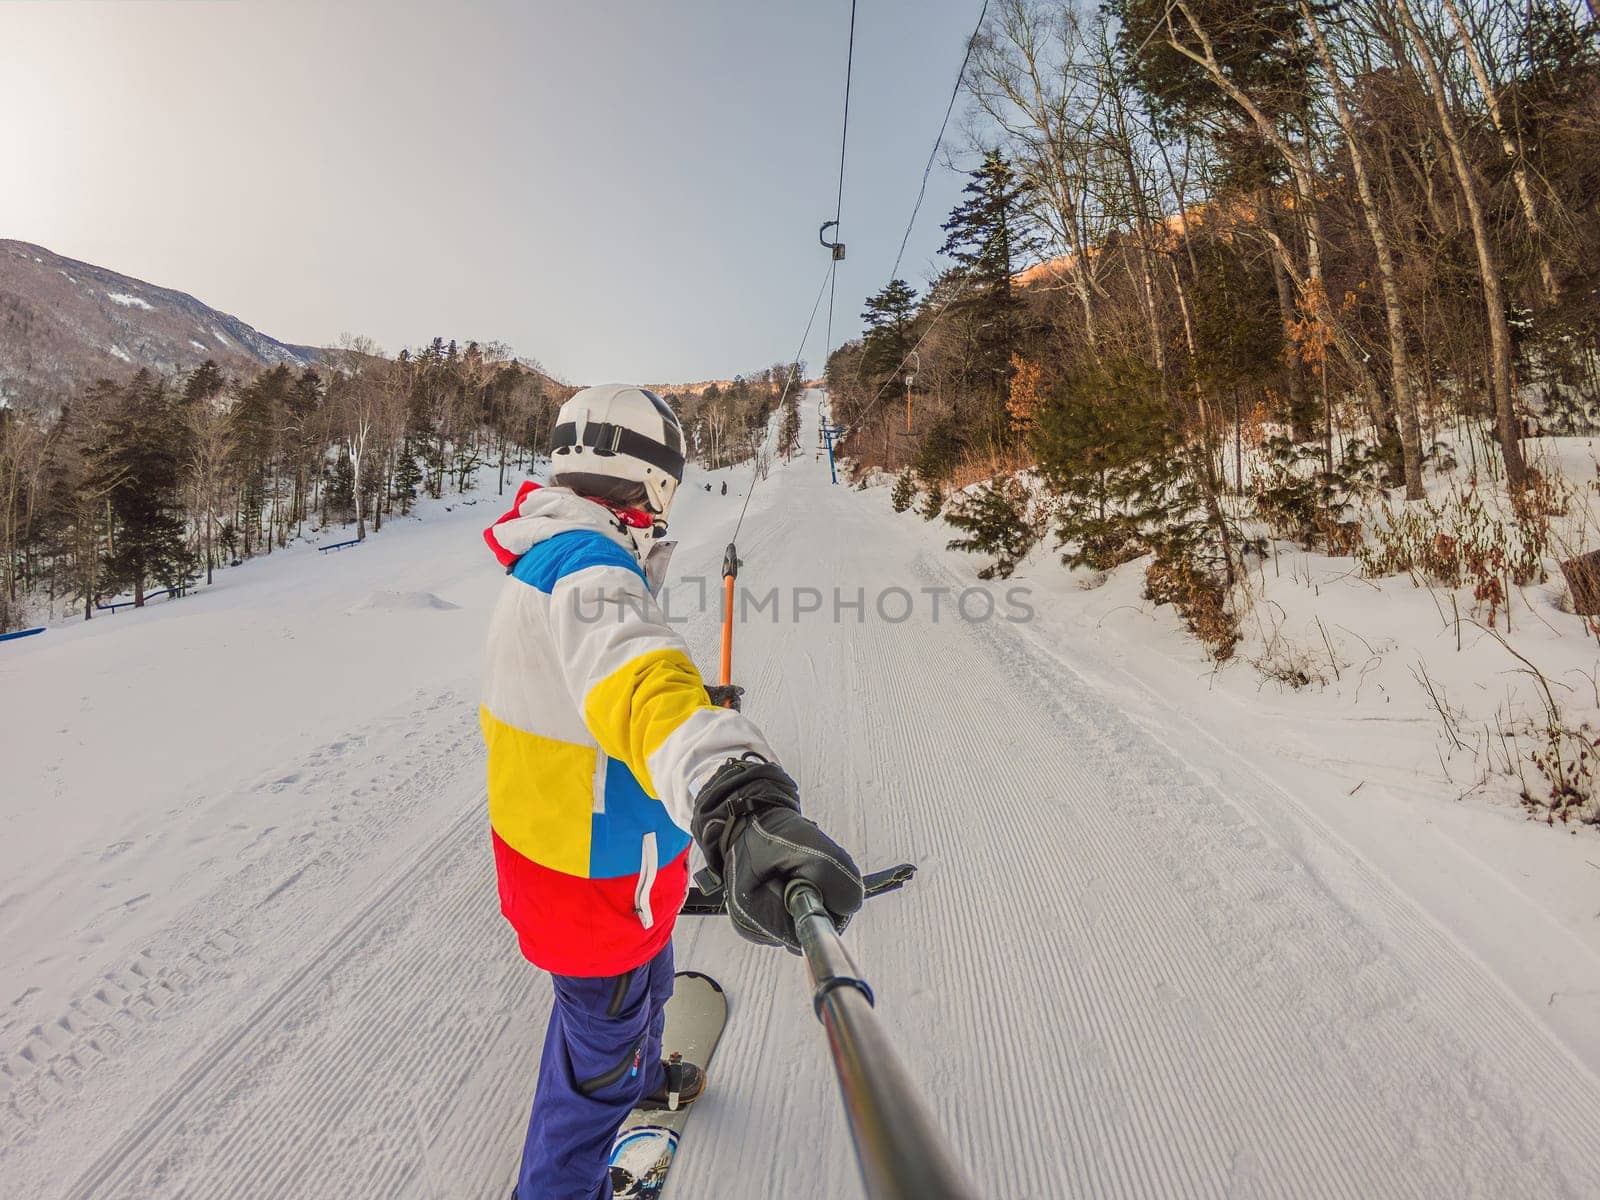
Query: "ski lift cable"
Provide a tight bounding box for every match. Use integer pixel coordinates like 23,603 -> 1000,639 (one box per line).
719,262 -> 828,699
826,260 -> 839,381
834,0 -> 856,231
721,0 -> 860,697
732,0 -> 864,550
888,0 -> 991,284
714,9 -> 985,1197
838,0 -> 991,446
729,260 -> 834,547
837,261 -> 979,442
727,0 -> 858,551
824,0 -> 859,371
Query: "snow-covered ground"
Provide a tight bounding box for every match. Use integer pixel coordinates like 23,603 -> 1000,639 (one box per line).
4,393 -> 1600,1198
913,429 -> 1600,1069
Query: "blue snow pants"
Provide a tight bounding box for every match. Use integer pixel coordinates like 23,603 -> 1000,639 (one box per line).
515,941 -> 676,1200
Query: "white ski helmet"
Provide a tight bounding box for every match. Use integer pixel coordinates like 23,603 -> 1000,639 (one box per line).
549,384 -> 686,521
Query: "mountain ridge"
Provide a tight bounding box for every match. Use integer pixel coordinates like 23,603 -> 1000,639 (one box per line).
0,239 -> 325,406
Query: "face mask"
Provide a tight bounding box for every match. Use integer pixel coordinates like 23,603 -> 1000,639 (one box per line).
585,496 -> 655,531
611,506 -> 655,530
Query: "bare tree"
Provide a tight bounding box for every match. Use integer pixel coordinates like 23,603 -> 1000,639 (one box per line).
1302,0 -> 1426,498
967,0 -> 1110,356
1162,0 -> 1402,468
0,411 -> 51,628
1391,0 -> 1529,490
1438,0 -> 1558,302
186,395 -> 236,585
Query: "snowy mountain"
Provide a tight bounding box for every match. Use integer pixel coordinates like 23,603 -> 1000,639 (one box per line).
0,240 -> 324,405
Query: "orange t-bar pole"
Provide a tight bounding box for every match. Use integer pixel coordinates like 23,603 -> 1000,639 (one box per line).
719,542 -> 738,695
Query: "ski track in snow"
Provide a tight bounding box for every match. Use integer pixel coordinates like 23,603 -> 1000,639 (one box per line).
683,484 -> 1600,1199
4,394 -> 1600,1198
58,802 -> 520,1200
1,688 -> 494,1198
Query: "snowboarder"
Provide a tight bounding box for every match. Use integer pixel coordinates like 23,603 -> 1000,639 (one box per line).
480,384 -> 864,1200
720,480 -> 727,496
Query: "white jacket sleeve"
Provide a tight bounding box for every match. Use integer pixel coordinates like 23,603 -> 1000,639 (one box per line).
547,553 -> 778,833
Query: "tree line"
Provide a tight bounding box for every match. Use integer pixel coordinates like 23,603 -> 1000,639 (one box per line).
828,0 -> 1599,637
659,365 -> 800,471
0,338 -> 569,631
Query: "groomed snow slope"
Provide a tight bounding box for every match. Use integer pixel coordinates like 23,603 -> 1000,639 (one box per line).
5,393 -> 1600,1198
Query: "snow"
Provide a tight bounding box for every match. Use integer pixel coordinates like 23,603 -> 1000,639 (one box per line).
345,589 -> 461,613
210,327 -> 232,348
189,339 -> 208,352
106,344 -> 132,363
105,292 -> 153,310
3,394 -> 1600,1197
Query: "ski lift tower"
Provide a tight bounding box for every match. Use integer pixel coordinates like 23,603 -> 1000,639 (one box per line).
814,216 -> 847,484
819,414 -> 844,485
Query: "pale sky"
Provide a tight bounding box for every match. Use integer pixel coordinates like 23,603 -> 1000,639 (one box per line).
1,0 -> 987,384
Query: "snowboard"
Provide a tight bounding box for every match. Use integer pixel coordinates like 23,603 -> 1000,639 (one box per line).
607,971 -> 728,1200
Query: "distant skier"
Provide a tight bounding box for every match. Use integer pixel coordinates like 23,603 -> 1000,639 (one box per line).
720,480 -> 727,496
480,384 -> 864,1200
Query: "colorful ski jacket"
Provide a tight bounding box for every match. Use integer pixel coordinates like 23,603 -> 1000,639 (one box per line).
480,481 -> 775,976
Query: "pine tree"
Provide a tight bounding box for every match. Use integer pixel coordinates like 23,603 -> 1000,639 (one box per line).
392,439 -> 423,514
860,279 -> 918,383
94,372 -> 194,606
939,151 -> 1037,443
778,394 -> 802,460
230,365 -> 290,556
284,368 -> 323,534
1110,0 -> 1320,143
40,388 -> 117,620
1031,357 -> 1181,570
324,451 -> 355,522
182,359 -> 226,408
914,416 -> 963,490
890,467 -> 916,513
945,475 -> 1042,579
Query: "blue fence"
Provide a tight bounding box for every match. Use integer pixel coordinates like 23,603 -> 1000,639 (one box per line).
0,626 -> 44,644
318,539 -> 362,555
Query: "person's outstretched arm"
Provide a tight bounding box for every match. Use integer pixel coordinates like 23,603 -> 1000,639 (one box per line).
546,531 -> 863,946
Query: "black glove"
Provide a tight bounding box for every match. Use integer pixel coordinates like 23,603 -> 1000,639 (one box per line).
704,683 -> 744,711
691,754 -> 864,953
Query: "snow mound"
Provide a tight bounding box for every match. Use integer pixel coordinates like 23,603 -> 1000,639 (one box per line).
107,292 -> 153,310
346,589 -> 461,613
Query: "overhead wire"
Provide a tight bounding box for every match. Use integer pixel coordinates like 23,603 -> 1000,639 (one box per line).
833,0 -> 856,234
836,264 -> 977,441
731,262 -> 833,543
732,0 -> 997,532
888,0 -> 990,284
825,0 -> 859,366
730,0 -> 859,544
839,0 -> 995,442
